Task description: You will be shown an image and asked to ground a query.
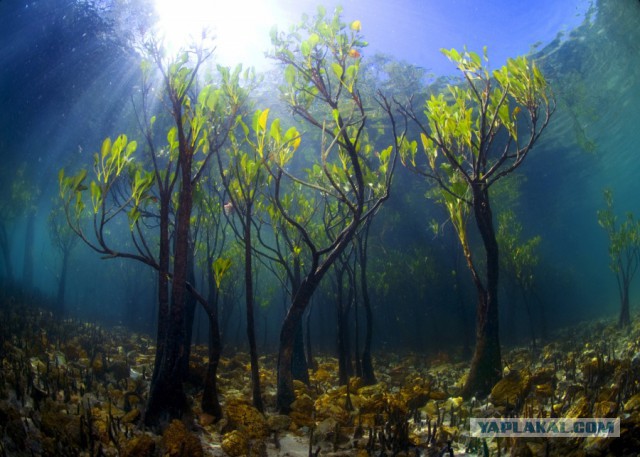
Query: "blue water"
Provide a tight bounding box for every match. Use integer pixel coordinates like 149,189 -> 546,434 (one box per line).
0,0 -> 639,344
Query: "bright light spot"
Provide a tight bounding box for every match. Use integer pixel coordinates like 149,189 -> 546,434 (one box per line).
153,0 -> 276,69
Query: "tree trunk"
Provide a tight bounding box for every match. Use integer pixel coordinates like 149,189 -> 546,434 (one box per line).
337,276 -> 353,385
0,223 -> 12,282
182,239 -> 198,377
337,304 -> 352,385
504,279 -> 518,344
150,193 -> 171,385
305,305 -> 316,371
22,210 -> 35,289
56,249 -> 70,316
453,265 -> 471,359
244,206 -> 264,412
289,258 -> 310,382
145,132 -> 194,425
619,283 -> 631,329
462,184 -> 502,398
202,271 -> 222,420
357,230 -> 376,385
520,286 -> 537,350
292,319 -> 310,383
354,291 -> 362,378
277,278 -> 317,412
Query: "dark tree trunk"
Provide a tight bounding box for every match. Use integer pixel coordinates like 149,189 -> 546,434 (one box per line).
292,319 -> 310,383
337,305 -> 352,386
244,206 -> 264,412
361,294 -> 377,385
305,305 -> 316,371
619,284 -> 631,329
56,249 -> 70,316
201,269 -> 222,420
289,258 -> 309,382
520,285 -> 537,350
277,278 -> 318,412
22,210 -> 35,288
0,223 -> 12,282
504,278 -> 518,344
337,272 -> 353,386
276,223 -> 364,412
462,185 -> 502,398
354,292 -> 362,378
182,240 -> 198,377
150,193 -> 171,386
145,126 -> 194,425
357,228 -> 376,385
453,264 -> 471,360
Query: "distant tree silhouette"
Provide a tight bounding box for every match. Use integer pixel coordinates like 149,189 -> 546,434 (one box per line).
48,205 -> 79,315
598,188 -> 640,329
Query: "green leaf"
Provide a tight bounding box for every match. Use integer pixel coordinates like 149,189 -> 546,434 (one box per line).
284,126 -> 301,151
270,118 -> 282,143
284,64 -> 296,85
301,40 -> 311,57
125,140 -> 137,157
167,127 -> 178,148
101,137 -> 111,159
331,62 -> 343,79
332,108 -> 340,126
213,257 -> 232,290
308,33 -> 320,48
90,180 -> 101,213
468,51 -> 481,67
127,207 -> 140,230
73,169 -> 88,192
258,108 -> 269,133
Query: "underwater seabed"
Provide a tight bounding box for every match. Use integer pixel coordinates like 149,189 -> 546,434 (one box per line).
2,295 -> 640,456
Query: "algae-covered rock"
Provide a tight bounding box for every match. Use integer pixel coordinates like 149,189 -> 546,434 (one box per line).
421,400 -> 439,417
313,417 -> 340,444
356,383 -> 387,414
566,395 -> 591,418
624,393 -> 640,412
530,367 -> 556,385
437,425 -> 459,442
428,390 -> 448,401
161,419 -> 204,457
221,429 -> 249,457
402,385 -> 431,409
313,367 -> 333,383
121,408 -> 140,424
122,433 -> 156,457
40,408 -> 83,448
357,382 -> 387,397
593,400 -> 617,418
533,383 -> 554,397
267,414 -> 292,432
312,385 -> 354,424
290,393 -> 315,413
490,370 -> 530,406
225,399 -> 269,438
289,393 -> 316,427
